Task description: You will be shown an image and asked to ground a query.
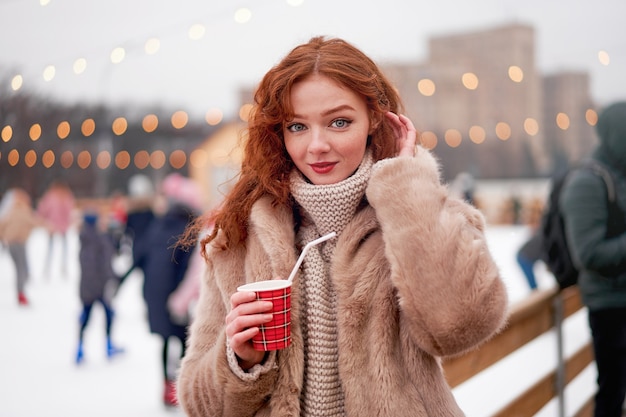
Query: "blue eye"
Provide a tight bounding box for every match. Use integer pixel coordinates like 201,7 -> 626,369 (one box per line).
331,119 -> 351,128
287,123 -> 306,132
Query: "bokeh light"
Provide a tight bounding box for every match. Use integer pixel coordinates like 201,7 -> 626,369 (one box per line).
29,124 -> 42,141
42,150 -> 55,168
418,79 -> 436,96
142,114 -> 159,132
419,131 -> 438,150
556,112 -> 570,130
495,122 -> 512,140
8,150 -> 19,166
188,24 -> 205,40
508,66 -> 524,83
585,109 -> 598,126
238,104 -> 253,122
43,65 -> 56,81
110,47 -> 126,64
469,125 -> 486,144
57,121 -> 71,139
96,151 -> 111,169
145,38 -> 160,55
2,125 -> 13,142
523,118 -> 539,136
150,150 -> 166,169
444,129 -> 462,148
234,8 -> 252,23
169,150 -> 187,169
11,75 -> 23,91
171,111 -> 188,129
60,151 -> 74,168
73,58 -> 87,74
115,151 -> 131,169
134,150 -> 150,169
77,150 -> 91,169
598,50 -> 610,66
462,73 -> 479,90
112,117 -> 128,136
81,119 -> 96,137
24,150 -> 37,167
205,108 -> 223,126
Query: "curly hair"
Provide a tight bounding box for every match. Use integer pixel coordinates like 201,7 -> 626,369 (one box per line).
195,36 -> 404,253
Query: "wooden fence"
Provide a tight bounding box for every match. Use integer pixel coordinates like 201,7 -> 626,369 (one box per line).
443,286 -> 594,417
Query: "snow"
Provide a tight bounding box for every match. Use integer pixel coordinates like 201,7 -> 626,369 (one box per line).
0,226 -> 595,416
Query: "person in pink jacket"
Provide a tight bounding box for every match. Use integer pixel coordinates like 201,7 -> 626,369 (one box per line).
37,181 -> 76,277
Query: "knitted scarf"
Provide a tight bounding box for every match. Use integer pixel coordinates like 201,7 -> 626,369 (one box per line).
289,151 -> 373,416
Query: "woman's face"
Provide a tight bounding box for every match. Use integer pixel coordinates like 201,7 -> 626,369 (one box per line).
283,74 -> 370,185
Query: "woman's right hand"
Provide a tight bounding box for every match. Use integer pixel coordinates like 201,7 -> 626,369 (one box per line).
225,290 -> 274,370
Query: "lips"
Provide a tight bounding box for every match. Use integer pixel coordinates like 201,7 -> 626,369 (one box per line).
310,162 -> 336,174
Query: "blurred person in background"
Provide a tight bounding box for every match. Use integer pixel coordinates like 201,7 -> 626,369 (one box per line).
516,230 -> 543,291
167,243 -> 204,328
37,180 -> 76,278
516,203 -> 545,292
450,171 -> 476,206
0,188 -> 44,306
133,173 -> 202,407
560,101 -> 626,417
75,210 -> 125,365
122,174 -> 156,279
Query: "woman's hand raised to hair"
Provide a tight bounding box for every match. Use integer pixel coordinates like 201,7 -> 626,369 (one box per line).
385,112 -> 417,158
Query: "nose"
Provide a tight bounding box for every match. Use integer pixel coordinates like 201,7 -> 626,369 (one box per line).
308,127 -> 331,154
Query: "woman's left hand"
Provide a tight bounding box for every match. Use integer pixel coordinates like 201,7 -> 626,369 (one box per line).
385,112 -> 417,157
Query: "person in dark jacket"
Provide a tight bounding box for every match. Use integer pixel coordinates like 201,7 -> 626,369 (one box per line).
133,173 -> 203,407
75,211 -> 124,365
560,101 -> 626,417
125,174 -> 156,268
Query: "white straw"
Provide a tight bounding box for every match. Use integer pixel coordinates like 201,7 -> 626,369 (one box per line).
287,231 -> 336,282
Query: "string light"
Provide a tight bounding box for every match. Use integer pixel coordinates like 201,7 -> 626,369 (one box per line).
0,103 -> 599,171
495,122 -> 512,140
0,5 -> 604,174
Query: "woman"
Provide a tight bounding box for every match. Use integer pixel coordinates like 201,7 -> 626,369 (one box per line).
178,36 -> 508,416
0,188 -> 42,306
134,173 -> 202,407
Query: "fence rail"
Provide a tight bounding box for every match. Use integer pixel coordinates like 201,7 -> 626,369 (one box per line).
443,286 -> 594,417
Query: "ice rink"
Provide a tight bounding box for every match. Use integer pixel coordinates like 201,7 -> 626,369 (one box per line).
1,225 -> 594,416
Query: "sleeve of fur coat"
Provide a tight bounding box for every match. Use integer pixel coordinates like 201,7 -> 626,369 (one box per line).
176,246 -> 280,417
365,148 -> 508,357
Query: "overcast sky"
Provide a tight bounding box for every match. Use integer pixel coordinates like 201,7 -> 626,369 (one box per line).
0,0 -> 624,118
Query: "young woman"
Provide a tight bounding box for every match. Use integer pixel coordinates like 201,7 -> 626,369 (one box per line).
178,36 -> 508,417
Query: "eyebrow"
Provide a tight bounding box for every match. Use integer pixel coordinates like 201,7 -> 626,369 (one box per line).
292,104 -> 357,119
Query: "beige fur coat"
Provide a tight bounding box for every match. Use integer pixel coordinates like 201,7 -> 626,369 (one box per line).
178,150 -> 508,417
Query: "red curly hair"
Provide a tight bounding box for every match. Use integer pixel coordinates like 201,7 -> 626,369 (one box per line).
197,36 -> 404,252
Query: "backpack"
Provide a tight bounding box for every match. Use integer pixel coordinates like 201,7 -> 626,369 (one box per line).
540,160 -> 625,290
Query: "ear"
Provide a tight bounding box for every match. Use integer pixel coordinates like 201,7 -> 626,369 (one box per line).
369,112 -> 382,135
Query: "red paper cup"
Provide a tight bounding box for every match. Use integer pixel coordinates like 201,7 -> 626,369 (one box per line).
237,280 -> 292,351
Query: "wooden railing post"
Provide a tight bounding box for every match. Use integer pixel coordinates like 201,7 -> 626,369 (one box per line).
444,286 -> 594,416
554,292 -> 566,417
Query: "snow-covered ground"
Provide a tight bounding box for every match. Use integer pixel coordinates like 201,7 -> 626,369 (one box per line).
0,225 -> 595,416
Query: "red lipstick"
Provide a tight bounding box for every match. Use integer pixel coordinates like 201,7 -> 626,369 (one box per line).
310,162 -> 336,174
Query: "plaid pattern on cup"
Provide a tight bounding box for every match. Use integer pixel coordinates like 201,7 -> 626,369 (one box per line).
237,279 -> 292,351
252,286 -> 291,351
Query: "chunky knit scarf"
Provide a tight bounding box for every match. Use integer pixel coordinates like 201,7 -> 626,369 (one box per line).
290,152 -> 373,417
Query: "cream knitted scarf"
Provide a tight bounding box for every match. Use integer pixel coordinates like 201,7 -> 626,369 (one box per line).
290,151 -> 373,417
